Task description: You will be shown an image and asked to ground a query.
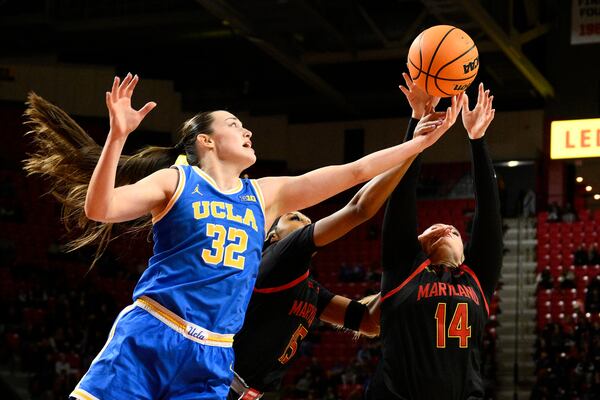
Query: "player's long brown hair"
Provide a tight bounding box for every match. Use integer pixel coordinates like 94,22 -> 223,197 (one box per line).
22,92 -> 214,268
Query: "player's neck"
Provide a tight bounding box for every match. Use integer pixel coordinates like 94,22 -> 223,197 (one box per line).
198,161 -> 243,192
429,252 -> 461,269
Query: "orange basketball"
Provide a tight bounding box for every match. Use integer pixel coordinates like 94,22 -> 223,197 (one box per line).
407,25 -> 479,98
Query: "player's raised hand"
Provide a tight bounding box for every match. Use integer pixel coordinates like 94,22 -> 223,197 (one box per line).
399,72 -> 441,119
105,73 -> 157,138
461,82 -> 495,140
414,93 -> 463,149
413,112 -> 446,138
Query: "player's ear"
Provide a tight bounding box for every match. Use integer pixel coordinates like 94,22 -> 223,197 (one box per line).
197,133 -> 214,149
266,230 -> 279,244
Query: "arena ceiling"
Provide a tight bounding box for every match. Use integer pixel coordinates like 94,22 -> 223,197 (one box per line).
1,0 -> 554,122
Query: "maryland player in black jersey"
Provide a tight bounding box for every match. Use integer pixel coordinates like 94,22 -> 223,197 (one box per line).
228,86 -> 463,400
365,81 -> 501,400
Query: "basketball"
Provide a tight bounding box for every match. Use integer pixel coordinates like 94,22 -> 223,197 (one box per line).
407,25 -> 479,97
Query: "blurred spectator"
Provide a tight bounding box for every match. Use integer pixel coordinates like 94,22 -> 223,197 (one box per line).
574,244 -> 590,266
54,352 -> 70,376
561,203 -> 578,223
323,386 -> 337,400
356,344 -> 372,366
351,263 -> 366,282
537,267 -> 555,290
308,357 -> 324,379
341,366 -> 357,385
547,202 -> 561,222
365,264 -> 382,283
339,262 -> 352,282
339,262 -> 366,283
522,189 -> 536,218
585,277 -> 600,313
588,244 -> 600,265
0,200 -> 24,222
294,370 -> 312,397
559,270 -> 577,290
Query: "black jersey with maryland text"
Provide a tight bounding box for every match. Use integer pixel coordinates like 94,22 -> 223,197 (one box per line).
232,224 -> 335,393
379,258 -> 490,399
367,130 -> 503,400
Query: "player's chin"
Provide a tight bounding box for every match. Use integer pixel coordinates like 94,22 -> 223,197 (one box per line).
430,236 -> 449,248
242,152 -> 257,169
429,240 -> 454,255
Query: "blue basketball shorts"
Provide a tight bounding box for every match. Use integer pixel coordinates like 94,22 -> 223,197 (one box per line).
70,296 -> 235,400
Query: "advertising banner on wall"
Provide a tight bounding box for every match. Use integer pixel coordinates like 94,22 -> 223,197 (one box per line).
551,118 -> 600,159
571,0 -> 600,45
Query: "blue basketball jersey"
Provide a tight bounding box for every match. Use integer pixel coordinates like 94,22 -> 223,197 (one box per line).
133,165 -> 266,335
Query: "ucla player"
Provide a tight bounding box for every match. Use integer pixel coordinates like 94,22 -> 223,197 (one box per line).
24,73 -> 457,399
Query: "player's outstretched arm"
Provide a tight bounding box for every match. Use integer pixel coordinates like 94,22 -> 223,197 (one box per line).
312,113 -> 445,247
319,293 -> 381,337
84,74 -> 174,223
462,83 -> 503,300
381,95 -> 462,282
257,95 -> 462,229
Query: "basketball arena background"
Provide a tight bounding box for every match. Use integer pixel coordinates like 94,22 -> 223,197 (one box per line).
0,0 -> 599,399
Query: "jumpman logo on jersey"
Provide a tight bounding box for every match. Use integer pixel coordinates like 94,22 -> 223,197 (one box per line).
192,185 -> 203,196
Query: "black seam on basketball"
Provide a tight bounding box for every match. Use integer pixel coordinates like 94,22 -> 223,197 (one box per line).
434,79 -> 452,96
416,33 -> 423,80
433,44 -> 476,97
434,44 -> 477,78
425,27 -> 456,94
409,34 -> 424,81
409,58 -> 420,80
408,59 -> 477,81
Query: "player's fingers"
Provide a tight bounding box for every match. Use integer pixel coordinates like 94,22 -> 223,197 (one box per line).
138,101 -> 157,119
483,90 -> 491,109
110,76 -> 120,102
118,73 -> 133,98
477,82 -> 484,105
450,95 -> 460,120
447,101 -> 455,122
126,74 -> 139,98
456,93 -> 465,113
402,72 -> 413,89
399,85 -> 410,97
416,124 -> 438,135
423,120 -> 444,129
461,93 -> 470,113
443,106 -> 453,125
421,111 -> 446,122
